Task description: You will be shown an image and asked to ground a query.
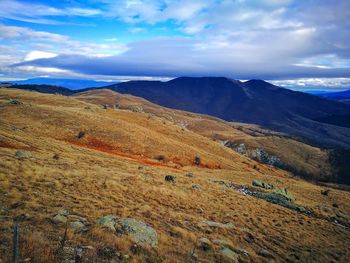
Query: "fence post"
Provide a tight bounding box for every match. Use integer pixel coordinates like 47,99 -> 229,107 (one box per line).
13,224 -> 19,263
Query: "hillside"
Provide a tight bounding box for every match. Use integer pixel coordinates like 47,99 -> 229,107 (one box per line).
105,77 -> 350,149
74,89 -> 332,183
1,88 -> 350,262
0,83 -> 74,96
8,77 -> 117,90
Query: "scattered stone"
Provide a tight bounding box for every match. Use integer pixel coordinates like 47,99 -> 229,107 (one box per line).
321,189 -> 330,196
296,206 -> 306,213
164,175 -> 176,183
221,247 -> 238,262
77,131 -> 85,139
52,214 -> 67,224
192,184 -> 201,190
198,220 -> 235,229
58,209 -> 69,216
96,215 -> 118,231
53,153 -> 60,160
252,180 -> 275,190
335,211 -> 350,221
120,218 -> 158,247
251,191 -> 292,208
185,173 -> 194,177
318,205 -> 333,213
15,150 -> 32,159
69,221 -> 86,232
97,247 -> 119,260
198,237 -> 212,251
8,99 -> 22,105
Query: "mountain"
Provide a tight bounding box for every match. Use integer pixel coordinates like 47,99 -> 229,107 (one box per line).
8,77 -> 117,90
104,77 -> 350,149
314,89 -> 350,105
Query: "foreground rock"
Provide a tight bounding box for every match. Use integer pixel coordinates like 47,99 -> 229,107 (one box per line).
51,210 -> 89,232
221,247 -> 238,262
120,218 -> 158,247
96,216 -> 158,247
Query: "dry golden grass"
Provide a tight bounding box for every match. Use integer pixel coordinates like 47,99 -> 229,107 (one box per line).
0,88 -> 349,262
74,89 -> 331,180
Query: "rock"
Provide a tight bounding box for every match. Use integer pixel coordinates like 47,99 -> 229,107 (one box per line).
69,221 -> 86,232
96,215 -> 118,231
8,99 -> 22,105
185,173 -> 194,177
67,215 -> 88,224
198,220 -> 235,229
335,211 -> 350,221
97,247 -> 119,260
192,184 -> 201,190
164,175 -> 176,183
251,191 -> 292,208
252,180 -> 275,190
296,206 -> 306,213
198,237 -> 212,251
120,218 -> 158,247
15,150 -> 32,159
221,247 -> 238,262
275,187 -> 294,201
321,189 -> 330,196
58,209 -> 69,216
52,214 -> 67,224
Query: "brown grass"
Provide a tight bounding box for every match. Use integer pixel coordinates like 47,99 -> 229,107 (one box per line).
0,88 -> 349,262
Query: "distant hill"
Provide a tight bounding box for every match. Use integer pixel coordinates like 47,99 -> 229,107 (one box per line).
0,83 -> 74,96
104,77 -> 350,149
312,89 -> 350,105
8,77 -> 117,90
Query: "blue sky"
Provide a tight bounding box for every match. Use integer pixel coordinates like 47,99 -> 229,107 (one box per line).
1,0 -> 350,90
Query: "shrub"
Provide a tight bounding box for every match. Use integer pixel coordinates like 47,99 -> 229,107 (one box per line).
194,155 -> 201,165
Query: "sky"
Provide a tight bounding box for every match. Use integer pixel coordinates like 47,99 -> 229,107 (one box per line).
0,0 -> 350,91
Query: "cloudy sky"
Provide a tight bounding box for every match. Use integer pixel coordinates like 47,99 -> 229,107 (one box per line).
1,0 -> 350,90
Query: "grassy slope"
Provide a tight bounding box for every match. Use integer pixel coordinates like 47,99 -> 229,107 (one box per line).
74,89 -> 331,181
0,88 -> 349,262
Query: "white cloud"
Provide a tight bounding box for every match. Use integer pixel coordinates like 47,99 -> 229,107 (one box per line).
0,0 -> 102,24
24,51 -> 58,62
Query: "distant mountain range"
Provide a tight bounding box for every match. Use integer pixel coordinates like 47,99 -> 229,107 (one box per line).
105,77 -> 350,149
7,77 -> 117,90
309,89 -> 350,105
2,77 -> 350,149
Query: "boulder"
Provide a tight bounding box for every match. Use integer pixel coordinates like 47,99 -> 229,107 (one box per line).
198,237 -> 212,251
69,221 -> 86,232
15,150 -> 32,159
164,175 -> 176,183
120,218 -> 158,247
252,180 -> 275,190
52,214 -> 67,224
96,215 -> 119,231
221,247 -> 238,262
